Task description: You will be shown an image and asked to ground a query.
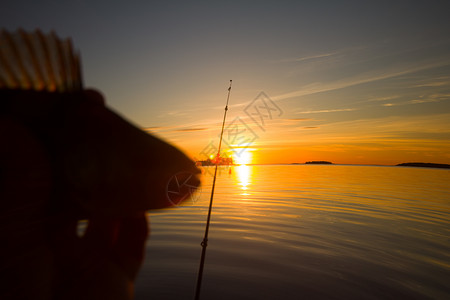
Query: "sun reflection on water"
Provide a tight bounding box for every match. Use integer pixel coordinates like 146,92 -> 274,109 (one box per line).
235,165 -> 252,195
143,165 -> 450,299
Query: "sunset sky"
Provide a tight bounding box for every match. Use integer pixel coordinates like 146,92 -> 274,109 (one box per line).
2,1 -> 450,165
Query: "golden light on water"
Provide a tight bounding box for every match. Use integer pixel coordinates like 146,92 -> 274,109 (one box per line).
235,165 -> 252,194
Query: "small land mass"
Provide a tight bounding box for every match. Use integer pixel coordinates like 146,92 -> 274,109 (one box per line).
305,161 -> 333,165
196,157 -> 234,166
397,162 -> 450,169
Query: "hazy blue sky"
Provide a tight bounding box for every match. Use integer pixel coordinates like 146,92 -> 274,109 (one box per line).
2,1 -> 450,164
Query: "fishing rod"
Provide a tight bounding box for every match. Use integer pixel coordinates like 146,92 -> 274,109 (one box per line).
194,80 -> 232,300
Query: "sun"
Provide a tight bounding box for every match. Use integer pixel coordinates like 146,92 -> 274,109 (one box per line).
233,149 -> 252,165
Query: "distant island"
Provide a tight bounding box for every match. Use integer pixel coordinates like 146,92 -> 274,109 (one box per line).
196,157 -> 233,166
397,162 -> 450,169
305,161 -> 333,165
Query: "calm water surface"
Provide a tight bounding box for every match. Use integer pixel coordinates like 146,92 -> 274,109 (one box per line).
135,165 -> 450,299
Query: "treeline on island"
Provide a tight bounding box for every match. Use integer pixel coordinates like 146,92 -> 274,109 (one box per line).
305,161 -> 333,164
291,161 -> 450,169
396,162 -> 450,169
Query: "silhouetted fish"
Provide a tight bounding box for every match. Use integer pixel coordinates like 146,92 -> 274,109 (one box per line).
0,29 -> 200,219
2,89 -> 201,219
1,29 -> 200,299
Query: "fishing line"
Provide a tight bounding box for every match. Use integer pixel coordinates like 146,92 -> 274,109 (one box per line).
194,80 -> 232,300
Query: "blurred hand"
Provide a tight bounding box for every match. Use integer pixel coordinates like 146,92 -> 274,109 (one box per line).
52,213 -> 149,300
0,91 -> 149,300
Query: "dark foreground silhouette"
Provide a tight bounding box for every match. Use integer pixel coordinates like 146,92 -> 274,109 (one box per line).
1,89 -> 200,299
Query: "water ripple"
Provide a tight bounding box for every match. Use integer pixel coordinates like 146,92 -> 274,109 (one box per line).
136,165 -> 450,299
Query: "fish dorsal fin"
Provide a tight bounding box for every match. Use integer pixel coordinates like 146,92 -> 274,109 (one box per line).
0,28 -> 82,92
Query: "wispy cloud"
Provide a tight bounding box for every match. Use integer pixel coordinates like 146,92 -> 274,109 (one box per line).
276,52 -> 338,63
174,128 -> 208,132
273,60 -> 450,102
142,126 -> 161,131
273,45 -> 368,64
301,113 -> 450,140
287,118 -> 313,121
296,108 -> 358,114
413,76 -> 450,88
143,123 -> 212,133
163,110 -> 189,117
383,93 -> 450,106
362,95 -> 402,103
414,81 -> 450,88
211,102 -> 248,110
261,113 -> 450,149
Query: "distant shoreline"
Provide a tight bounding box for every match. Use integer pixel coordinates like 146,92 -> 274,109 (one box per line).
305,161 -> 332,165
221,162 -> 450,169
396,162 -> 450,169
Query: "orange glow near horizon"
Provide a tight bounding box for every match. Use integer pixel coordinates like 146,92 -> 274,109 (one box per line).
185,140 -> 450,166
178,113 -> 450,166
232,149 -> 253,165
